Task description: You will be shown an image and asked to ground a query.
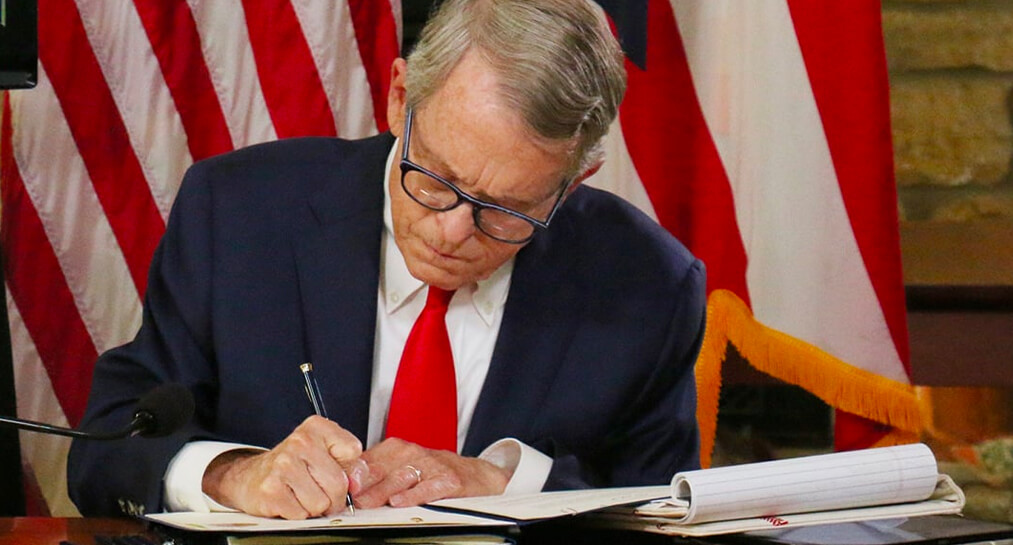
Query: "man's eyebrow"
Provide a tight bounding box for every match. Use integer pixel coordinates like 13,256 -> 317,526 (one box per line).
412,124 -> 462,182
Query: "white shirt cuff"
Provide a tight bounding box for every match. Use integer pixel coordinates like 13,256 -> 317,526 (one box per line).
163,440 -> 267,512
478,438 -> 552,495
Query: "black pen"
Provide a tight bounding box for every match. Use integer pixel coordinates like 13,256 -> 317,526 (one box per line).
300,362 -> 355,515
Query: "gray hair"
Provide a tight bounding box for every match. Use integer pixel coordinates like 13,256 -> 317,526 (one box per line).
405,0 -> 627,176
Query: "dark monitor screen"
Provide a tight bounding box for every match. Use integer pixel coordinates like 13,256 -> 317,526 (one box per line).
0,0 -> 37,89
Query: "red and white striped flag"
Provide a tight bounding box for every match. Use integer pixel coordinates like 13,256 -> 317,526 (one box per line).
587,0 -> 922,464
2,0 -> 399,516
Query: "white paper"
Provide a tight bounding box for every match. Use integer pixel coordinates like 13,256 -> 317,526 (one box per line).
429,485 -> 670,521
591,475 -> 965,537
634,497 -> 689,517
146,506 -> 514,532
670,443 -> 939,524
147,444 -> 952,537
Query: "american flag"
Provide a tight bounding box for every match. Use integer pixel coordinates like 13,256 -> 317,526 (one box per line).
3,0 -> 920,516
585,0 -> 921,464
2,0 -> 399,515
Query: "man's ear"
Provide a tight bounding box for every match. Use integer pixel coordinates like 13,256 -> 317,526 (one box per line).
567,161 -> 604,195
387,58 -> 408,137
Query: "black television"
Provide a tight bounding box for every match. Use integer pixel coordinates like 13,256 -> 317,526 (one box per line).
0,0 -> 36,89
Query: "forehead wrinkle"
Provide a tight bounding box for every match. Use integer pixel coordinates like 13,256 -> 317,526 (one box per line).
414,108 -> 564,210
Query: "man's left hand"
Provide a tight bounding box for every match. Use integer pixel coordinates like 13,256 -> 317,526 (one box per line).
353,438 -> 510,508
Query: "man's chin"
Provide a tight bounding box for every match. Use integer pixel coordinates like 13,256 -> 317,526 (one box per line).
405,260 -> 473,291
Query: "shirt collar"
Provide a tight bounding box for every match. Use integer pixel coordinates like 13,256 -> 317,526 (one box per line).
380,139 -> 513,326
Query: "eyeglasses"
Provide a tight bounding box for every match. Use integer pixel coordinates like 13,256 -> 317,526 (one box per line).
399,108 -> 570,244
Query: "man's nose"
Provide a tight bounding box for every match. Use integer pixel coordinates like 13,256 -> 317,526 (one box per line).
436,203 -> 476,244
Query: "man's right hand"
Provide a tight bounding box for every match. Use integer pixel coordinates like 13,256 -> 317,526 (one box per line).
201,415 -> 367,519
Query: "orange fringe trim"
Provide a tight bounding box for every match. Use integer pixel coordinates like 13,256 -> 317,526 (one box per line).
695,289 -> 924,468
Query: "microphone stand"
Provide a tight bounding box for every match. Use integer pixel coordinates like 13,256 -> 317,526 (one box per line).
0,412 -> 154,440
0,382 -> 193,444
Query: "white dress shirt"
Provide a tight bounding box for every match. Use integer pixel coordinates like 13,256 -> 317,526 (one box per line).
163,140 -> 551,512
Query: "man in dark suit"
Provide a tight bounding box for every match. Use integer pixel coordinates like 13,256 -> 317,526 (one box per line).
68,0 -> 706,519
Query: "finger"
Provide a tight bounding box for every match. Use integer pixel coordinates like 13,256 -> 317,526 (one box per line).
251,476 -> 311,520
354,465 -> 425,509
345,458 -> 370,495
324,470 -> 356,512
289,481 -> 332,518
355,464 -> 385,493
306,458 -> 351,516
326,436 -> 362,462
267,498 -> 311,520
296,436 -> 354,508
292,415 -> 363,512
324,428 -> 363,462
298,415 -> 363,460
356,437 -> 423,491
272,454 -> 334,518
389,475 -> 459,507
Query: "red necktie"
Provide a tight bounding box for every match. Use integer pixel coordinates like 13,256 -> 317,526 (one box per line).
386,287 -> 458,451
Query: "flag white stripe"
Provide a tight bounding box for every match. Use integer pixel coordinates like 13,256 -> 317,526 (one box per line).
76,0 -> 191,221
671,0 -> 906,382
291,0 -> 377,138
389,0 -> 403,50
7,289 -> 81,517
11,67 -> 144,354
585,117 -> 658,221
186,0 -> 276,148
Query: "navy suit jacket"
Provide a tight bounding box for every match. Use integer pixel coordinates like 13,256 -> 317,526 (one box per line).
67,133 -> 706,516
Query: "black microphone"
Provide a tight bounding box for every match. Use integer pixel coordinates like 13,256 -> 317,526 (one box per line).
0,383 -> 195,440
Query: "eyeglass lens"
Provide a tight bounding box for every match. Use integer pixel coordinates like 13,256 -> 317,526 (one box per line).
401,168 -> 538,243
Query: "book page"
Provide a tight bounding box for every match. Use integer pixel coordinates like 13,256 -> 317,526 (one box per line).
672,443 -> 939,524
429,485 -> 670,521
146,506 -> 513,532
146,487 -> 670,532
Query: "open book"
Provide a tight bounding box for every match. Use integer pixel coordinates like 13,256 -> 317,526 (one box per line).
147,444 -> 963,538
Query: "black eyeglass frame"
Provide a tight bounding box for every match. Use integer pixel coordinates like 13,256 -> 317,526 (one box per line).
399,108 -> 571,244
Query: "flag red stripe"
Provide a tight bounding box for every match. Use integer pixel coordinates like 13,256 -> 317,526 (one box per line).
347,0 -> 399,133
621,0 -> 749,300
134,0 -> 235,161
1,98 -> 98,427
241,0 -> 336,138
786,0 -> 910,371
38,0 -> 165,298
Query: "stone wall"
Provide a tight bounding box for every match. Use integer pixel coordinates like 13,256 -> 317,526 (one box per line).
885,3 -> 1013,524
884,0 -> 1013,221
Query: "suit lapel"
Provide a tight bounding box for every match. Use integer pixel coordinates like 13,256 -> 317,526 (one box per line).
463,218 -> 586,455
293,135 -> 392,442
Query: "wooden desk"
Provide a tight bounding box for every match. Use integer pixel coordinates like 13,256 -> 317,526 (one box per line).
0,517 -> 149,545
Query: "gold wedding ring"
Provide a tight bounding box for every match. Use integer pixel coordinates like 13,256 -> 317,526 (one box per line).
405,464 -> 423,485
